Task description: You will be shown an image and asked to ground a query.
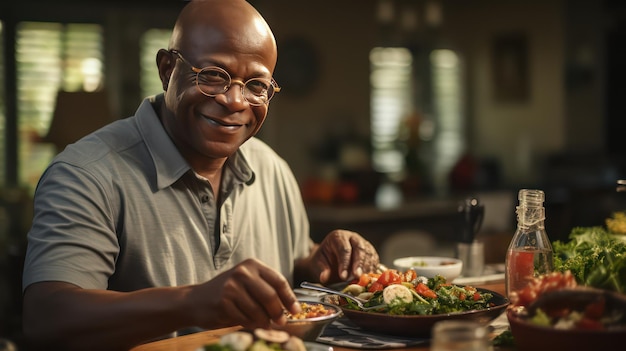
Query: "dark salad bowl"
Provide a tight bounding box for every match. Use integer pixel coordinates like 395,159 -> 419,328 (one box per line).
507,287 -> 626,351
321,287 -> 509,337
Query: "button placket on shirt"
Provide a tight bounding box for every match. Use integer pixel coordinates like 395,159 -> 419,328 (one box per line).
214,200 -> 234,268
201,194 -> 210,203
194,175 -> 217,258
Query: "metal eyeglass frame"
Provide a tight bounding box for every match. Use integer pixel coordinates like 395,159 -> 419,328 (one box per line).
169,49 -> 281,106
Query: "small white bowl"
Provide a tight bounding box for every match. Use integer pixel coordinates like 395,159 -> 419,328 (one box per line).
393,256 -> 463,282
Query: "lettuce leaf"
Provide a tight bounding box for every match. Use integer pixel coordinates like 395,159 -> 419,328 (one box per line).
553,226 -> 626,293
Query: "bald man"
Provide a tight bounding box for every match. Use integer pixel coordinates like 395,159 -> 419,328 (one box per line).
21,1 -> 379,350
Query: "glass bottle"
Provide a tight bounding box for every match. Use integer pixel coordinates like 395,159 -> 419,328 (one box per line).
505,189 -> 554,298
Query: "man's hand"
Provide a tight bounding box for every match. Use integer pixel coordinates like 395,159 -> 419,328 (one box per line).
190,258 -> 301,329
304,230 -> 380,284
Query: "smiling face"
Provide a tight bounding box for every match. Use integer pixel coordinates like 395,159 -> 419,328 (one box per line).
157,0 -> 278,169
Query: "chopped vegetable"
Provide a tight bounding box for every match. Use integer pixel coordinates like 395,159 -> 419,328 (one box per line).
343,284 -> 365,296
606,211 -> 626,234
415,282 -> 437,299
510,271 -> 577,307
204,330 -> 304,351
220,331 -> 253,351
553,226 -> 626,293
508,271 -> 624,332
284,302 -> 335,320
342,270 -> 494,316
377,270 -> 402,286
530,309 -> 552,327
492,330 -> 515,347
382,284 -> 413,305
253,329 -> 289,344
529,292 -> 617,331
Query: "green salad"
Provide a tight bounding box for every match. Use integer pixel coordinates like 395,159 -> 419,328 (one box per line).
553,226 -> 626,293
342,275 -> 495,316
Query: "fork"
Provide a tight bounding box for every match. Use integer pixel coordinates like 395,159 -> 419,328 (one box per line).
300,281 -> 387,311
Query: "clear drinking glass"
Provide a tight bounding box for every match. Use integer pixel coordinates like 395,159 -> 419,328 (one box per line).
431,320 -> 491,351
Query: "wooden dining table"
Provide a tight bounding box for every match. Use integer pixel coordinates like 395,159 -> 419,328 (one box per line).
130,281 -> 507,351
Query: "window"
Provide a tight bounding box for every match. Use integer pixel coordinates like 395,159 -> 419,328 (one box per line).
140,29 -> 172,98
15,22 -> 104,191
370,47 -> 414,175
369,47 -> 465,195
430,49 -> 464,193
2,23 -> 172,191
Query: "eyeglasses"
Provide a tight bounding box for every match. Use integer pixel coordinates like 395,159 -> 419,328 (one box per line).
169,49 -> 280,106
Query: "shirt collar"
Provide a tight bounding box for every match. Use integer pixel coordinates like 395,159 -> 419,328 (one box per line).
136,94 -> 255,190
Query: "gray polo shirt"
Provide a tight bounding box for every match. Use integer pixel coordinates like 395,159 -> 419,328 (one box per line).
23,95 -> 312,292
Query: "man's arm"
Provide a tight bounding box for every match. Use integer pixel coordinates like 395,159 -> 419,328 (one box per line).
23,259 -> 301,351
23,281 -> 195,351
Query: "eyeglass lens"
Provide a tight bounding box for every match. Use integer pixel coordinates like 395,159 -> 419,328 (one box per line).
196,67 -> 274,105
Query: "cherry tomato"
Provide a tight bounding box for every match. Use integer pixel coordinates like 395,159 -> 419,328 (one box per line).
464,286 -> 477,293
356,274 -> 372,287
377,270 -> 402,287
415,282 -> 437,299
515,287 -> 537,307
473,292 -> 481,301
368,281 -> 384,292
422,290 -> 437,299
511,271 -> 579,307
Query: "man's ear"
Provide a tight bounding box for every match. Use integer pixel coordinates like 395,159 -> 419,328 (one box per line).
156,49 -> 175,91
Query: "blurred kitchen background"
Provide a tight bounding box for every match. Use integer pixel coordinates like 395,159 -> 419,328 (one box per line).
1,0 -> 626,347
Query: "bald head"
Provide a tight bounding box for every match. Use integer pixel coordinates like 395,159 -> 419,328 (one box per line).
169,0 -> 277,71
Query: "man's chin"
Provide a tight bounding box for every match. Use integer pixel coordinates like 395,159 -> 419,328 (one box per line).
202,141 -> 244,158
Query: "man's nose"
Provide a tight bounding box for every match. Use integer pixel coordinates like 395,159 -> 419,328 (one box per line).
221,80 -> 247,105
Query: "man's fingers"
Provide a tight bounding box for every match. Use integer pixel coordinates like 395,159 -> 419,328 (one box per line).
257,264 -> 300,319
